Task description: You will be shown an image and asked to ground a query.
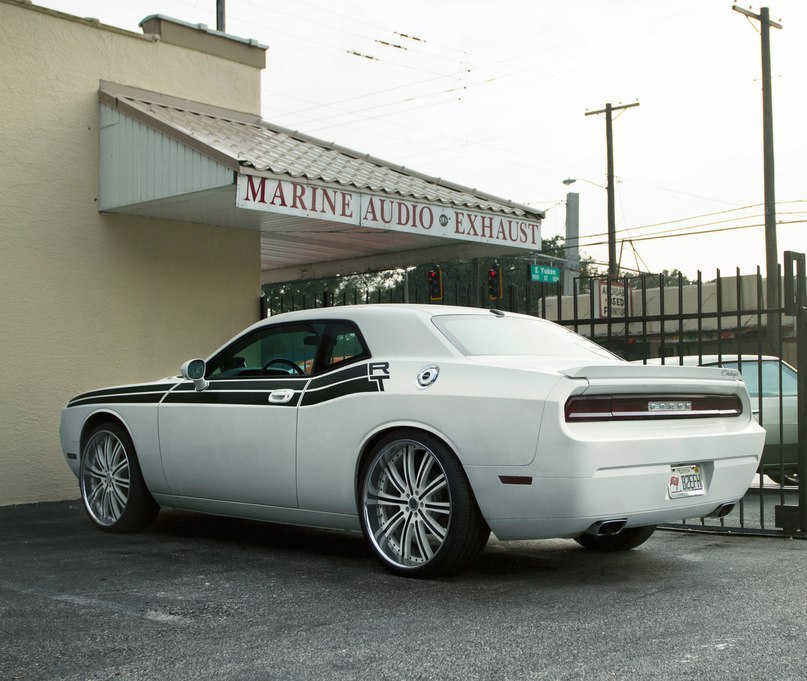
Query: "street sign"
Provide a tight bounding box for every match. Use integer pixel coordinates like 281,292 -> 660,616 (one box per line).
529,264 -> 561,284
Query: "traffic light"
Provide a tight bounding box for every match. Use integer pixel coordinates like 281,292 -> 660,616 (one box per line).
487,264 -> 502,301
427,266 -> 443,301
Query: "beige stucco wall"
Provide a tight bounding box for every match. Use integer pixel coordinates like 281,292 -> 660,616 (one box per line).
0,2 -> 263,504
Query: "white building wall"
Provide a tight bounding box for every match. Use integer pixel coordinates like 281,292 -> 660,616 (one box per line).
0,2 -> 262,504
99,104 -> 234,210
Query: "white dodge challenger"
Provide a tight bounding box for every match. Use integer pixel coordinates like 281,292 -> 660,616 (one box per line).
60,305 -> 764,577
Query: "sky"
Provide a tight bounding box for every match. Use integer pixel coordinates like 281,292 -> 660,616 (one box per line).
35,0 -> 807,278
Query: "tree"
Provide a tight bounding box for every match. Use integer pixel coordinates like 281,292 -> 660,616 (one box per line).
262,235 -> 603,314
642,269 -> 694,289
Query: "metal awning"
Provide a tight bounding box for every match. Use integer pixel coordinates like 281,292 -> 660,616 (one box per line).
98,82 -> 544,283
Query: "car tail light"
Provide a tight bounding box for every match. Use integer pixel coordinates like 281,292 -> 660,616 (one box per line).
564,395 -> 743,422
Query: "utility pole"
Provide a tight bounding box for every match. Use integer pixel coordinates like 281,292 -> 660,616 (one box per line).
216,0 -> 226,32
585,102 -> 639,279
564,192 -> 580,296
733,5 -> 782,352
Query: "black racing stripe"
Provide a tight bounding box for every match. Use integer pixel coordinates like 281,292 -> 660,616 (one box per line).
162,391 -> 302,407
301,377 -> 379,407
68,383 -> 177,405
172,379 -> 306,392
67,393 -> 166,407
308,363 -> 368,390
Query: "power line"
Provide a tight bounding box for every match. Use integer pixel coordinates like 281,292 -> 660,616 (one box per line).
264,6 -> 695,121
584,205 -> 771,239
575,217 -> 805,249
617,176 -> 742,206
562,200 -> 807,244
260,0 -> 481,65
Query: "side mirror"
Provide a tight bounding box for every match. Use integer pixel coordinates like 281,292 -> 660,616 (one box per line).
180,358 -> 209,392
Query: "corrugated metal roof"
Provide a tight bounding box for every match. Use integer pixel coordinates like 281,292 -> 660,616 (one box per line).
99,83 -> 543,220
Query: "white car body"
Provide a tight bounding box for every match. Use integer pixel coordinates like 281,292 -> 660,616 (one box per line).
60,305 -> 765,575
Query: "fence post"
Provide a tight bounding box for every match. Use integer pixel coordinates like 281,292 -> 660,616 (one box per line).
797,304 -> 807,530
259,292 -> 268,320
776,251 -> 807,531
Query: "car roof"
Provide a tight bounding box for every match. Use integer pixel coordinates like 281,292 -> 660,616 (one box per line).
261,304 -> 539,322
210,305 -> 567,364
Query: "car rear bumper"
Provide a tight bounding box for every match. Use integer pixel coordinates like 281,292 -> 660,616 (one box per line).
465,420 -> 764,541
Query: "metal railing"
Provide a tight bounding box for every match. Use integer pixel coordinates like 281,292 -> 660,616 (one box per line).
264,253 -> 806,536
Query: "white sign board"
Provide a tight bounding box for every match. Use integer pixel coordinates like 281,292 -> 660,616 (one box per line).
236,175 -> 542,251
594,280 -> 631,318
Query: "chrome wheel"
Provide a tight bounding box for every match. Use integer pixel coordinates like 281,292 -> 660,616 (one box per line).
360,431 -> 490,577
81,429 -> 131,527
363,438 -> 452,570
79,422 -> 158,532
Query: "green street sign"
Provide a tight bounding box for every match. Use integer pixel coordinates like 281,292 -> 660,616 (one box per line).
529,264 -> 561,284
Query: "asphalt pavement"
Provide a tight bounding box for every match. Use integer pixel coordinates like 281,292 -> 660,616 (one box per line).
1,500 -> 807,681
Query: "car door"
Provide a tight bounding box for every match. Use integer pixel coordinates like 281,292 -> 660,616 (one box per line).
157,321 -> 323,507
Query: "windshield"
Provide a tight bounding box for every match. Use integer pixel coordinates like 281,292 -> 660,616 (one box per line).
432,314 -> 619,360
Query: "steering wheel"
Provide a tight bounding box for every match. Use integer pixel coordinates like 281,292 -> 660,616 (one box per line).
262,358 -> 305,375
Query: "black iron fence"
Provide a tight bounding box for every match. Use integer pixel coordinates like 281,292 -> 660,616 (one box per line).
264,252 -> 807,536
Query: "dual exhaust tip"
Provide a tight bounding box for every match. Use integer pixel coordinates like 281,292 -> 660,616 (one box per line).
586,519 -> 627,536
586,502 -> 735,536
705,502 -> 735,519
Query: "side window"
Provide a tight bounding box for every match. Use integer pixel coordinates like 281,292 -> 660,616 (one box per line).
322,322 -> 370,370
720,362 -> 758,397
207,323 -> 325,378
760,360 -> 798,397
723,360 -> 798,398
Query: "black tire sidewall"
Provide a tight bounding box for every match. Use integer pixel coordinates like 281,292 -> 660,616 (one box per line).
359,429 -> 486,578
80,421 -> 157,533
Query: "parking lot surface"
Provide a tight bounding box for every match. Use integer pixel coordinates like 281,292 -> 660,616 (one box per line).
2,501 -> 807,681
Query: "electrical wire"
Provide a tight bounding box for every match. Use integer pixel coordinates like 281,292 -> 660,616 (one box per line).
566,201 -> 807,243
574,218 -> 805,249
259,4 -> 696,121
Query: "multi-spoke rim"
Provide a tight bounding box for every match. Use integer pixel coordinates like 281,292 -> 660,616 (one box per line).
362,439 -> 452,569
81,430 -> 131,527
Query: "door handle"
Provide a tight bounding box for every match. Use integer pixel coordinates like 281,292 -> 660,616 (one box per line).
268,389 -> 295,404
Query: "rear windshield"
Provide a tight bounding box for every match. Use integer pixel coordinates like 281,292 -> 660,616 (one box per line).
432,314 -> 619,360
719,360 -> 798,398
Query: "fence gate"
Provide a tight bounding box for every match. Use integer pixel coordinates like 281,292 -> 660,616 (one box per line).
535,252 -> 806,537
265,253 -> 807,537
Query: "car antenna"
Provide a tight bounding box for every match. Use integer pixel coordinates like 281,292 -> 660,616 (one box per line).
490,309 -> 505,317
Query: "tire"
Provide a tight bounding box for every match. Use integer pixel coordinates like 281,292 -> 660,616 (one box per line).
79,422 -> 159,533
359,430 -> 489,578
574,525 -> 656,552
766,471 -> 799,487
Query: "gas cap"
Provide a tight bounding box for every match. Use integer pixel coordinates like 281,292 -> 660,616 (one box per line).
416,365 -> 439,389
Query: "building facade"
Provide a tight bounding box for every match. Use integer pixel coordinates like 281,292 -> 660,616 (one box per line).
0,1 -> 264,504
1,1 -> 545,506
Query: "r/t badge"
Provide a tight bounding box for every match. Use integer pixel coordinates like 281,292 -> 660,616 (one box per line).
368,362 -> 390,391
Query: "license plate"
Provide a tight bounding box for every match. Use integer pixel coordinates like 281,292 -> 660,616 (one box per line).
668,465 -> 704,499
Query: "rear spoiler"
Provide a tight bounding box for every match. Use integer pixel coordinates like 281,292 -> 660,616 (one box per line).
560,364 -> 742,382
